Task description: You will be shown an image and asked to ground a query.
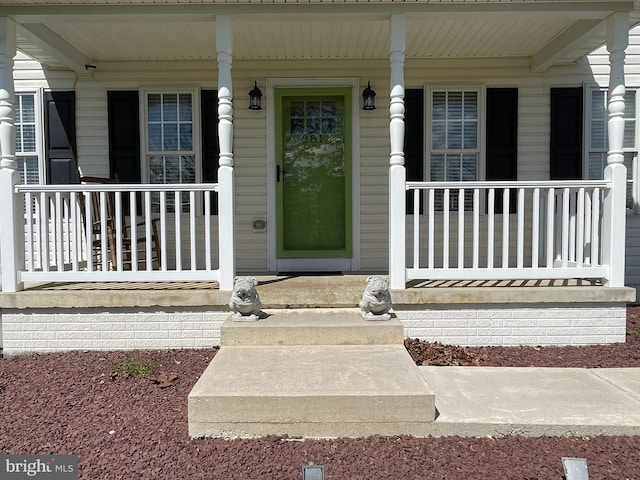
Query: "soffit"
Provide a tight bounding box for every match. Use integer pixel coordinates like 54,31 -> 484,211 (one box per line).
7,1 -> 633,68
15,17 -> 582,63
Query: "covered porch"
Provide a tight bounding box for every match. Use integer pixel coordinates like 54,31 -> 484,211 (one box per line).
0,1 -> 637,293
0,1 -> 638,353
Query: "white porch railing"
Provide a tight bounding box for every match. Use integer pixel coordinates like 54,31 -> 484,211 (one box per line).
15,183 -> 224,284
405,180 -> 610,281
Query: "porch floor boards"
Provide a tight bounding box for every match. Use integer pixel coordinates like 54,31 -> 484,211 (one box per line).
0,274 -> 634,309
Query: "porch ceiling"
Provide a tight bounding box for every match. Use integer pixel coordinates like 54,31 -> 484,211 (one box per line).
3,1 -> 636,72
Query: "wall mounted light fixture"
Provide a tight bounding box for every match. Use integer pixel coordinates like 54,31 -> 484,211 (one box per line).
249,81 -> 263,110
362,81 -> 376,110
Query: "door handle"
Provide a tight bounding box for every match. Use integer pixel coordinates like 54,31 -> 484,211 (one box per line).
277,164 -> 286,182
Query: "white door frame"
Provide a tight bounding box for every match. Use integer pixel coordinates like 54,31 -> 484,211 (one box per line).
266,77 -> 361,273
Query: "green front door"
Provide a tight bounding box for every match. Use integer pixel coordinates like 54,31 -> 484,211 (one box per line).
276,88 -> 352,258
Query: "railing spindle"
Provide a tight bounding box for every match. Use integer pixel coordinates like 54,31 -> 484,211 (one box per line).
174,191 -> 181,271
576,188 -> 585,266
502,188 -> 510,268
99,192 -> 109,272
531,188 -> 540,269
458,188 -> 464,269
546,187 -> 555,268
204,190 -> 212,271
55,192 -> 64,271
562,188 -> 570,268
428,188 -> 435,269
40,192 -> 49,272
517,188 -> 525,269
592,188 -> 601,266
190,190 -> 197,271
473,188 -> 479,269
159,191 -> 167,271
25,192 -> 34,272
413,188 -> 420,269
144,191 -> 152,271
487,188 -> 495,269
115,191 -> 123,271
443,188 -> 450,269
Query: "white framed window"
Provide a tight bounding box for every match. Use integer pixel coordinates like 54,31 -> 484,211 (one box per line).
427,87 -> 483,210
587,87 -> 639,212
15,92 -> 42,184
142,89 -> 200,213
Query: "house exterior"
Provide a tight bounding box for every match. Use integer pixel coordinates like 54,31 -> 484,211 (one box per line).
0,0 -> 639,355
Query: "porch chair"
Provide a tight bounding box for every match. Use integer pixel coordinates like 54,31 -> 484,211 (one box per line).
79,175 -> 161,270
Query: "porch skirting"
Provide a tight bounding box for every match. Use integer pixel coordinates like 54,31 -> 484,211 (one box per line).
395,304 -> 627,347
1,307 -> 228,356
0,303 -> 629,356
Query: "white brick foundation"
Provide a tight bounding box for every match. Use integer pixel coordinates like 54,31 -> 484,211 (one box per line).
1,307 -> 229,356
396,303 -> 627,346
0,302 -> 629,355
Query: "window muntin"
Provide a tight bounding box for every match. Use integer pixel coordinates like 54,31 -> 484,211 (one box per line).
588,88 -> 638,211
15,93 -> 40,184
429,89 -> 480,210
144,91 -> 198,213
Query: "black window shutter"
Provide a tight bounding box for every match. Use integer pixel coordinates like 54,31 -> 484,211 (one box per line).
404,89 -> 424,214
107,91 -> 141,183
486,88 -> 518,213
550,87 -> 583,180
201,90 -> 219,213
45,91 -> 78,184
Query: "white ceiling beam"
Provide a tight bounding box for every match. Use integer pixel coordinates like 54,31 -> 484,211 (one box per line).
17,23 -> 93,74
530,19 -> 606,72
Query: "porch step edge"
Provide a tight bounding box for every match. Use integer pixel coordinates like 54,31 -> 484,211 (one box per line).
188,344 -> 435,439
220,308 -> 404,346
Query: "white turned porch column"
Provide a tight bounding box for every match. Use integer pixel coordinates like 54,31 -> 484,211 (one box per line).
0,18 -> 23,292
602,11 -> 629,287
388,14 -> 406,289
216,15 -> 235,291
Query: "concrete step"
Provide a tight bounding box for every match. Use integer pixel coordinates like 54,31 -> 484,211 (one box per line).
188,344 -> 436,439
221,308 -> 404,346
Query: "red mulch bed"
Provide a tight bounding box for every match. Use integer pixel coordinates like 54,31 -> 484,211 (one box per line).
1,308 -> 640,479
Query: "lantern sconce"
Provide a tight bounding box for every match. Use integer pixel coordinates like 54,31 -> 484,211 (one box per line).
249,81 -> 263,110
362,81 -> 376,111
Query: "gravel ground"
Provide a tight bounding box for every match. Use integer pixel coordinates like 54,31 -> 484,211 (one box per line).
1,308 -> 640,479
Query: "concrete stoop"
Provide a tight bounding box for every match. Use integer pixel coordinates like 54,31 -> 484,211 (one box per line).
188,309 -> 436,439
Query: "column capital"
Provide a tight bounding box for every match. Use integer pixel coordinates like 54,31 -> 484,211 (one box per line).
0,17 -> 16,57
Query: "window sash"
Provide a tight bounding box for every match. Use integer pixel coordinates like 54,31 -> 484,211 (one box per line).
143,90 -> 199,214
428,88 -> 481,210
15,93 -> 40,184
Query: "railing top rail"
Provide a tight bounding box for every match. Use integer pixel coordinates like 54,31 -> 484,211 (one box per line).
16,183 -> 220,194
406,180 -> 610,190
